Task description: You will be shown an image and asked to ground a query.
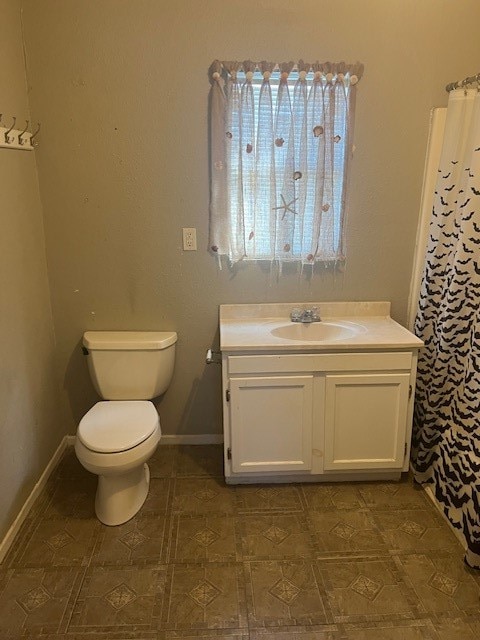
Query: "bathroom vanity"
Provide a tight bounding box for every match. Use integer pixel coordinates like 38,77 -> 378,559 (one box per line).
219,302 -> 423,484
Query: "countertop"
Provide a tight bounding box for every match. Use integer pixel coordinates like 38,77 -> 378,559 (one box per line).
219,302 -> 424,352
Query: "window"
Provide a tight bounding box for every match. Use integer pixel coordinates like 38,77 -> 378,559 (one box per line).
209,60 -> 363,266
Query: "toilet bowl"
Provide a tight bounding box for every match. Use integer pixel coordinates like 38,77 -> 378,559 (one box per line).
75,400 -> 161,525
75,331 -> 176,525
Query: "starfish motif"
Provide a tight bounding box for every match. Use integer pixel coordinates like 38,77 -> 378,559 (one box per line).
273,194 -> 298,220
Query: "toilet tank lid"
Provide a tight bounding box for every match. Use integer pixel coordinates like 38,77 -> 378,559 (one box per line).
83,331 -> 177,350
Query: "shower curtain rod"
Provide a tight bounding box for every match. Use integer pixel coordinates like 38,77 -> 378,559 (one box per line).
445,72 -> 480,92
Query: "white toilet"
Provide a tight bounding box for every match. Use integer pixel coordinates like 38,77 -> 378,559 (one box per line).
75,330 -> 177,526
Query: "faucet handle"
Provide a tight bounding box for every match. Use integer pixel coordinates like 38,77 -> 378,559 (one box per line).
290,308 -> 302,322
311,307 -> 321,321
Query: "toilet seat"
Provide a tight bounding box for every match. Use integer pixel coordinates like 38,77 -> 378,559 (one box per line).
78,400 -> 159,453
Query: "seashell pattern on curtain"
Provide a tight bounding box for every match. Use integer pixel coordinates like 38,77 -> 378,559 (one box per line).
208,60 -> 363,266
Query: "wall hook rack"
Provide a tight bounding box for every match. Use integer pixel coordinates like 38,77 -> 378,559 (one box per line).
0,113 -> 39,150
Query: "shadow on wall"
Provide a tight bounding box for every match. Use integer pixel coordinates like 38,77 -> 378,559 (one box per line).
63,339 -> 99,429
155,325 -> 223,437
63,332 -> 224,437
166,360 -> 223,437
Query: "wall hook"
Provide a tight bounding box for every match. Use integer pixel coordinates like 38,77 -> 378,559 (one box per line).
5,116 -> 16,144
18,120 -> 30,146
30,122 -> 41,147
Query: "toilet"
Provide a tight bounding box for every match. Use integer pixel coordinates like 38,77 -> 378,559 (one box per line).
75,330 -> 177,526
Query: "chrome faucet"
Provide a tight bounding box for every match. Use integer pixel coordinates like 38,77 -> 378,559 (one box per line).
290,307 -> 321,323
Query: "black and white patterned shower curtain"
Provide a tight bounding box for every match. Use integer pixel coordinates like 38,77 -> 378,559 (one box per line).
413,89 -> 480,568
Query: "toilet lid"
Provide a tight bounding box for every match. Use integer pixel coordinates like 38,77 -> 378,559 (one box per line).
78,401 -> 159,453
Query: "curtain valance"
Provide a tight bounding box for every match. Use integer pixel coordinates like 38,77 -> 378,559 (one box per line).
209,60 -> 364,84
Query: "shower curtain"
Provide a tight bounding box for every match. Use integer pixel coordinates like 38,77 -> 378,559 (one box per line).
412,88 -> 480,569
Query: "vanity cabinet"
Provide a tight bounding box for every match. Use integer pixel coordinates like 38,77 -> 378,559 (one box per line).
222,351 -> 417,483
229,375 -> 313,473
323,372 -> 410,471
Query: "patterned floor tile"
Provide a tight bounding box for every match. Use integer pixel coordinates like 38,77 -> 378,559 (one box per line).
245,559 -> 329,627
42,475 -> 98,519
168,514 -> 240,562
52,447 -> 91,479
239,513 -> 315,560
358,479 -> 429,511
149,445 -> 178,478
464,618 -> 480,636
160,562 -> 247,629
141,478 -> 171,515
318,557 -> 416,621
91,515 -> 167,565
164,631 -> 249,640
302,484 -> 365,511
308,508 -> 387,557
69,565 -> 166,632
174,445 -> 224,477
429,615 -> 480,639
373,509 -> 461,553
341,620 -> 434,639
396,552 -> 480,615
7,517 -> 99,568
2,514 -> 41,567
250,629 -> 340,640
236,485 -> 303,512
172,478 -> 236,514
7,635 -> 160,640
0,566 -> 83,637
3,445 -> 480,639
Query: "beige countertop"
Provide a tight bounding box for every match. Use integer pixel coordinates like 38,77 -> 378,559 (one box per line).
219,302 -> 424,352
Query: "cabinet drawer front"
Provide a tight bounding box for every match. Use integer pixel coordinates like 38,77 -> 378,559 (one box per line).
230,376 -> 313,473
227,352 -> 412,375
324,373 -> 410,471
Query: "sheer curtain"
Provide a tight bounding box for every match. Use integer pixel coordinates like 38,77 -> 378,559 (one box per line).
209,60 -> 363,266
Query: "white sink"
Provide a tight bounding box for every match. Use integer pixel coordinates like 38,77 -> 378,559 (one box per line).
270,321 -> 362,342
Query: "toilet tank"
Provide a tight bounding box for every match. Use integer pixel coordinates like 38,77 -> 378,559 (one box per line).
83,331 -> 177,400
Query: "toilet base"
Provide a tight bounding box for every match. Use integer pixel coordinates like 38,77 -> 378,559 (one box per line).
95,463 -> 150,526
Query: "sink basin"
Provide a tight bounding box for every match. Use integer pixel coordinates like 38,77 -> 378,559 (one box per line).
270,321 -> 362,342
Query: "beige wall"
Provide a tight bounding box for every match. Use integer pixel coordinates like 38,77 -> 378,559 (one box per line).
20,0 -> 480,437
0,0 -> 64,541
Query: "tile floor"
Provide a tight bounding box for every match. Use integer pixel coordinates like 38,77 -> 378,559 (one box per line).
1,444 -> 480,639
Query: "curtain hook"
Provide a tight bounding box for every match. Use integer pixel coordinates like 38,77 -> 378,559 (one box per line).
4,116 -> 16,144
18,120 -> 29,146
30,122 -> 41,147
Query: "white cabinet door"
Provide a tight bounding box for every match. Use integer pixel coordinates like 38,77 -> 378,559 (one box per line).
229,376 -> 313,473
324,373 -> 410,470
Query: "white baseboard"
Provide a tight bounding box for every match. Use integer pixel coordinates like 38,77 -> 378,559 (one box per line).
0,435 -> 70,563
0,432 -> 222,563
159,434 -> 223,445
